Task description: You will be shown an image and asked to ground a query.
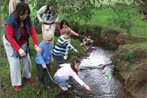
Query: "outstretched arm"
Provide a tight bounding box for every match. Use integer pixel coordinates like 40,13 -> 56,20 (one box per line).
69,28 -> 79,36
54,20 -> 61,32
29,26 -> 41,52
67,42 -> 78,53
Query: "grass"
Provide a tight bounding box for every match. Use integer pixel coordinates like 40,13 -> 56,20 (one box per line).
123,42 -> 147,47
85,8 -> 147,39
115,42 -> 147,71
131,19 -> 147,38
1,34 -> 85,98
87,9 -> 113,27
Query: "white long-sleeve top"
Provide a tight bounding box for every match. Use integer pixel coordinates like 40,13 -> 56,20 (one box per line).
37,5 -> 57,24
54,63 -> 85,86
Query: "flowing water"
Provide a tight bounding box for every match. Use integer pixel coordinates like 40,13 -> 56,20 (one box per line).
55,47 -> 127,98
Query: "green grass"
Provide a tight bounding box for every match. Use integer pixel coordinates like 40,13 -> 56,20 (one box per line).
85,9 -> 113,27
115,42 -> 147,71
128,63 -> 145,71
85,9 -> 147,38
131,18 -> 147,38
1,34 -> 85,98
123,42 -> 147,47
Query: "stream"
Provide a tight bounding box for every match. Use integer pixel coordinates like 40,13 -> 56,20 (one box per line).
55,46 -> 127,98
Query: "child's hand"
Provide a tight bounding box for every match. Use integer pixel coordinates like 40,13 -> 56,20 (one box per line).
74,49 -> 78,53
83,84 -> 91,91
35,45 -> 42,53
40,20 -> 44,24
42,64 -> 47,69
51,57 -> 54,62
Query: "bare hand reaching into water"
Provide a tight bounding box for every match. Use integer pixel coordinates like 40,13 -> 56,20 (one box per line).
83,84 -> 91,91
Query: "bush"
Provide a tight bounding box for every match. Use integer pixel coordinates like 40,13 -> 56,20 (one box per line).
119,50 -> 134,61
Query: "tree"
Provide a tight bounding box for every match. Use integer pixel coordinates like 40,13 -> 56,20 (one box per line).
29,0 -> 99,32
29,0 -> 97,22
1,0 -> 146,33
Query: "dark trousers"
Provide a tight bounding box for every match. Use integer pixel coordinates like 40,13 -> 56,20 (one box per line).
36,64 -> 53,88
53,55 -> 65,68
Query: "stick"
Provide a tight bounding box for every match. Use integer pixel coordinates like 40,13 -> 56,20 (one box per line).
125,72 -> 133,85
46,67 -> 58,86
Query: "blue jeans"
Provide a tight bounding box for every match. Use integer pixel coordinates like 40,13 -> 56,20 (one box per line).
53,55 -> 65,67
54,76 -> 69,87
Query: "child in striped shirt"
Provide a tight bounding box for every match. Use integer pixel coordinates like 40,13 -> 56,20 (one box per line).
54,19 -> 79,60
53,27 -> 78,66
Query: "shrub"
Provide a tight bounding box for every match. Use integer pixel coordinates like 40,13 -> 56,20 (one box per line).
119,50 -> 135,61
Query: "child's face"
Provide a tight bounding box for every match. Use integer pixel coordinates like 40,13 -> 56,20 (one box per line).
44,38 -> 53,44
63,23 -> 68,28
75,63 -> 80,71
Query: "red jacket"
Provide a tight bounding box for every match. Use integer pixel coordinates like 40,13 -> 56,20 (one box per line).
6,25 -> 38,51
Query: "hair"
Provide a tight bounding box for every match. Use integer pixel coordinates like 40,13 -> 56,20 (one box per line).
60,19 -> 69,29
47,2 -> 57,8
20,0 -> 25,2
70,57 -> 81,73
13,2 -> 30,19
43,31 -> 54,40
46,2 -> 57,15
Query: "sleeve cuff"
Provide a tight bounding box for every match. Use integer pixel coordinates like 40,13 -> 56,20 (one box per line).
34,44 -> 38,48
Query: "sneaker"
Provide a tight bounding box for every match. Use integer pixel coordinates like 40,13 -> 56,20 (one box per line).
47,86 -> 54,93
14,86 -> 22,91
28,76 -> 33,83
67,84 -> 71,88
64,56 -> 67,60
59,86 -> 68,91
